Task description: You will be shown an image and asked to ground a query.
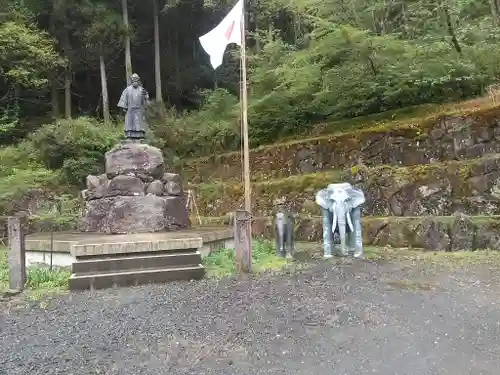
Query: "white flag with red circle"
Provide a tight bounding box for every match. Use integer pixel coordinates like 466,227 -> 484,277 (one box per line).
199,0 -> 243,69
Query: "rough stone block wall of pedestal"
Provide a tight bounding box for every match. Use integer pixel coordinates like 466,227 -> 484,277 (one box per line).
182,102 -> 500,252
79,142 -> 190,234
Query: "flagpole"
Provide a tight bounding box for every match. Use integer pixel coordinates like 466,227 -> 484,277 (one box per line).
240,0 -> 252,272
240,4 -> 251,213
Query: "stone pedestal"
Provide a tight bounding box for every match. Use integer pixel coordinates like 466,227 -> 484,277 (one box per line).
79,142 -> 190,234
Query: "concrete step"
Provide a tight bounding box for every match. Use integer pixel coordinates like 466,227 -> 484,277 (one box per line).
69,264 -> 205,291
72,251 -> 202,274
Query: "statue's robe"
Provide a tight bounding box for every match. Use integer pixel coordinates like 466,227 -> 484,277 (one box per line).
117,85 -> 149,133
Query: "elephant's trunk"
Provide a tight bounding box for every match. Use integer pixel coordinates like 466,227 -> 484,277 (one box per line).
334,203 -> 348,256
337,221 -> 347,256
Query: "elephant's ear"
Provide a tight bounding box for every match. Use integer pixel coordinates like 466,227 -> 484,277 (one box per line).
315,189 -> 330,210
347,186 -> 366,207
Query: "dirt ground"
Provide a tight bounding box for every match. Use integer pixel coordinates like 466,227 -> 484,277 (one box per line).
1,249 -> 500,375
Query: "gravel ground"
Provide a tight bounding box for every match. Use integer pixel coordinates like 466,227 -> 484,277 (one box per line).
1,256 -> 500,375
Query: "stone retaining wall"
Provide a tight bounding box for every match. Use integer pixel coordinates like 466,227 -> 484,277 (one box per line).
192,154 -> 500,217
203,214 -> 500,252
179,106 -> 500,183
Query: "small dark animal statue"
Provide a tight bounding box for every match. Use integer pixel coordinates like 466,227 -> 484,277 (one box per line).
274,210 -> 295,259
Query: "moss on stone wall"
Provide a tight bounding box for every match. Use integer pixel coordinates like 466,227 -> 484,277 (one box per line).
193,153 -> 500,218
201,214 -> 500,252
178,101 -> 500,184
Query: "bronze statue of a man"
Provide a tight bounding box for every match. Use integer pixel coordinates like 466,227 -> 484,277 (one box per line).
117,73 -> 150,140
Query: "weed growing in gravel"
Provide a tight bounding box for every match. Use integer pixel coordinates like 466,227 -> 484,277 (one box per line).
368,247 -> 500,263
27,267 -> 70,289
0,246 -> 70,298
0,247 -> 8,292
203,239 -> 290,278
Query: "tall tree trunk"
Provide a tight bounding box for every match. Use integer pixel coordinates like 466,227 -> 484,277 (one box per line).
268,22 -> 273,42
49,3 -> 60,119
153,0 -> 162,102
51,77 -> 60,119
491,0 -> 500,26
99,53 -> 110,123
174,30 -> 180,90
64,64 -> 71,119
122,0 -> 132,84
61,26 -> 72,119
443,3 -> 462,54
255,27 -> 261,53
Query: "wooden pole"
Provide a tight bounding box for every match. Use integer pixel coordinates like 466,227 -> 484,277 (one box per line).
238,0 -> 252,272
240,1 -> 251,214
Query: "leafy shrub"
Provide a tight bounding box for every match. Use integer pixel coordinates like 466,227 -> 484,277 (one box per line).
29,117 -> 121,187
0,249 -> 8,290
0,141 -> 41,177
151,88 -> 240,159
29,193 -> 81,232
61,156 -> 104,188
27,267 -> 70,290
162,26 -> 498,153
0,167 -> 60,214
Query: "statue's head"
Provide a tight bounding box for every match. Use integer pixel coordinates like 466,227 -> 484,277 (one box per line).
315,182 -> 365,212
315,182 -> 366,234
131,73 -> 140,88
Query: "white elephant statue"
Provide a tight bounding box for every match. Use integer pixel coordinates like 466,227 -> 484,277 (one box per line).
315,182 -> 365,259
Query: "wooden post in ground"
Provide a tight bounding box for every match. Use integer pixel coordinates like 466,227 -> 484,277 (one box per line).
234,210 -> 252,273
7,215 -> 27,291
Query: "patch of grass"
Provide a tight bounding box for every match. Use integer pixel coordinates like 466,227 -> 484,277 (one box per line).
203,239 -> 291,278
363,246 -> 387,261
0,246 -> 70,299
367,246 -> 500,268
385,279 -> 434,291
27,267 -> 70,290
0,247 -> 9,293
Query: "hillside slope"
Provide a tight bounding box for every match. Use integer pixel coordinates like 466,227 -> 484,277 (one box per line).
179,99 -> 500,183
187,98 -> 500,252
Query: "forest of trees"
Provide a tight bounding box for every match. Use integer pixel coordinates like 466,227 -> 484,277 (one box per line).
2,0 -> 500,198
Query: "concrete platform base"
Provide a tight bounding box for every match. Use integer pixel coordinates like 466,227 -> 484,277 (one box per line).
25,226 -> 233,290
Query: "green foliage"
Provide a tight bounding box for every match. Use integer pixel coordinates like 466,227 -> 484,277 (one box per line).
203,239 -> 290,278
0,168 -> 60,213
82,2 -> 127,57
151,88 -> 240,158
0,19 -> 62,140
30,193 -> 81,232
4,0 -> 500,194
155,4 -> 500,153
0,249 -> 8,292
0,116 -> 120,216
0,141 -> 41,176
29,117 -> 121,187
0,21 -> 61,89
27,267 -> 71,290
0,246 -> 70,295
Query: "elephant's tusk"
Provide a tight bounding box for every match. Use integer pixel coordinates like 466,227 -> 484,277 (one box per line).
346,210 -> 354,232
